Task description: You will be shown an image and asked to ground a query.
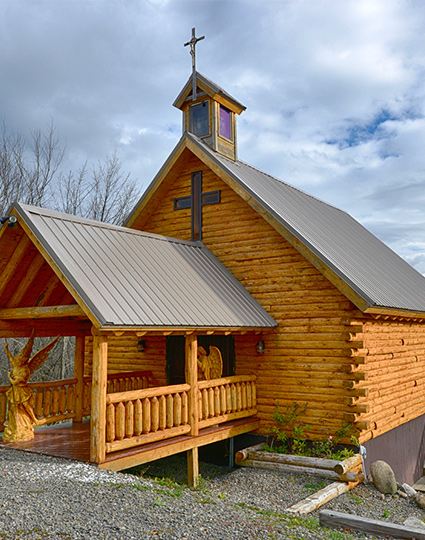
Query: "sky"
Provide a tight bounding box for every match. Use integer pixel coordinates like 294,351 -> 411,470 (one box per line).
2,0 -> 425,272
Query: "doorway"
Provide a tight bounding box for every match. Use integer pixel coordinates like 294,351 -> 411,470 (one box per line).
166,335 -> 235,385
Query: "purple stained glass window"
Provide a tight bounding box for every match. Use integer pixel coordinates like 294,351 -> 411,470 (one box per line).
219,105 -> 232,140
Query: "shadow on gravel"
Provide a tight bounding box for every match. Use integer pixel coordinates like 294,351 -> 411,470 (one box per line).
124,452 -> 235,485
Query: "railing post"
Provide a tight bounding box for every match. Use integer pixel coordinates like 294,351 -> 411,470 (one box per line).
185,333 -> 199,436
90,330 -> 108,463
73,336 -> 85,423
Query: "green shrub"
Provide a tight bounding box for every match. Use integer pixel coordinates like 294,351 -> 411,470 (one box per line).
265,402 -> 359,460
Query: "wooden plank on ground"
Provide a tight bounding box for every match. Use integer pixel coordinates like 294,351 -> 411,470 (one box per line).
319,510 -> 425,540
287,482 -> 351,514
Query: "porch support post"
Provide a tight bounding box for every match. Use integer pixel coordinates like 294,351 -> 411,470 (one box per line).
73,335 -> 85,423
90,331 -> 108,463
187,447 -> 199,488
185,333 -> 199,436
185,333 -> 199,488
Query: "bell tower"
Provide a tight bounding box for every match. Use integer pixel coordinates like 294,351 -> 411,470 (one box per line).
173,29 -> 246,161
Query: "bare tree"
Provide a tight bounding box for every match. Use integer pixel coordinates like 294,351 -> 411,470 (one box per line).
0,125 -> 25,215
56,162 -> 89,216
0,121 -> 65,214
0,122 -> 141,384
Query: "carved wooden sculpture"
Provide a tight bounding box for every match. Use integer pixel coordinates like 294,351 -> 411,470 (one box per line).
3,331 -> 59,442
197,345 -> 223,380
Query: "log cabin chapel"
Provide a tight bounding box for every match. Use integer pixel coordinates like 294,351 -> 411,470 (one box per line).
2,29 -> 425,486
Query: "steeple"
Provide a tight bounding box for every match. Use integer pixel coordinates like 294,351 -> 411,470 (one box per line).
173,30 -> 246,161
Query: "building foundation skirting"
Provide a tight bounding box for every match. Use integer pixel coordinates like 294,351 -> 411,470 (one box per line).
364,414 -> 425,486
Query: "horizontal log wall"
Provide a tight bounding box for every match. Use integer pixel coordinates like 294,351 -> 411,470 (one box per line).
84,335 -> 166,386
139,155 -> 363,441
358,317 -> 425,442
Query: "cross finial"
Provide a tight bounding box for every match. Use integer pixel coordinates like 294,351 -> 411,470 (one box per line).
184,28 -> 205,101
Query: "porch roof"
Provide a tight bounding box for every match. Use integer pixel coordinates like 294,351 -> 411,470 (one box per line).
7,203 -> 276,330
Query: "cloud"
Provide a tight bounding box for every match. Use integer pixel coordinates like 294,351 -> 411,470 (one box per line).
2,0 -> 425,274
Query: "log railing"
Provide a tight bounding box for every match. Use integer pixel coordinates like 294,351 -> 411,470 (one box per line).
105,383 -> 191,453
81,370 -> 157,417
198,375 -> 257,429
104,374 -> 257,454
0,370 -> 157,433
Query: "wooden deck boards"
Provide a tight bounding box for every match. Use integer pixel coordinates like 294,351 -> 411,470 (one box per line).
0,417 -> 260,470
0,420 -> 91,462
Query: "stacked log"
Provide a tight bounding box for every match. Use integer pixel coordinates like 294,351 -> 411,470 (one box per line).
235,443 -> 364,514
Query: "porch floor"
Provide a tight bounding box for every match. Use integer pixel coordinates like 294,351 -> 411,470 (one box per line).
0,417 -> 260,471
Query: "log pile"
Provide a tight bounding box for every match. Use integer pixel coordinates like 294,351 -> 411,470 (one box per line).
235,443 -> 364,514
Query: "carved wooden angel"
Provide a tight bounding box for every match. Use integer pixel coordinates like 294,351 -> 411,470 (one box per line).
2,331 -> 59,442
197,345 -> 223,381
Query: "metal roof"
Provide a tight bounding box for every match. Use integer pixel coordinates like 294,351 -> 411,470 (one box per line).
183,133 -> 425,314
11,203 -> 276,329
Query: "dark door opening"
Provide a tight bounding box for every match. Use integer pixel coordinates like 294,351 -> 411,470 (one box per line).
166,335 -> 235,385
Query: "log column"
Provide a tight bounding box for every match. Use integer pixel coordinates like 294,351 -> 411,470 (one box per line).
90,331 -> 108,463
185,333 -> 199,488
73,335 -> 85,423
185,333 -> 199,436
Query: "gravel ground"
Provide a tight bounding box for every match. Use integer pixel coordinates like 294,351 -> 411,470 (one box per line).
0,446 -> 424,540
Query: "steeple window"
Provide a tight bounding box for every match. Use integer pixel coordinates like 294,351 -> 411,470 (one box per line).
189,101 -> 209,136
219,105 -> 232,140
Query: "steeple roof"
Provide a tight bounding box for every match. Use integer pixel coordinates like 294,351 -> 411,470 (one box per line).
173,71 -> 246,114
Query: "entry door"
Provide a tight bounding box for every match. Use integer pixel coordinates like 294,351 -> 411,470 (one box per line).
166,335 -> 235,385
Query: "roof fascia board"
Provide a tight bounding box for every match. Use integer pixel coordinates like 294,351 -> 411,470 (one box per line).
99,325 -> 275,334
12,204 -> 103,328
125,136 -> 188,228
364,306 -> 425,320
184,137 -> 373,313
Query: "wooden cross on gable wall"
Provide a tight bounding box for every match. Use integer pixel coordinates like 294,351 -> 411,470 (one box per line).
174,171 -> 221,241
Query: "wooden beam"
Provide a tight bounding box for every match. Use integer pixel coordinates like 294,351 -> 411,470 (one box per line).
319,509 -> 425,539
6,252 -> 45,307
90,332 -> 108,463
0,304 -> 86,320
0,235 -> 32,297
0,319 -> 92,338
99,418 -> 260,471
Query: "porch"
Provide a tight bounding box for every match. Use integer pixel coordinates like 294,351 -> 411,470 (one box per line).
0,359 -> 260,480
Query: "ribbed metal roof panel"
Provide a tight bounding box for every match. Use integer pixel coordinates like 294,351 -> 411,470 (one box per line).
186,134 -> 425,313
14,203 -> 276,328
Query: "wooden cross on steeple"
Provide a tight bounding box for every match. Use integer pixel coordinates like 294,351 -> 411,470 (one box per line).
184,27 -> 205,101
